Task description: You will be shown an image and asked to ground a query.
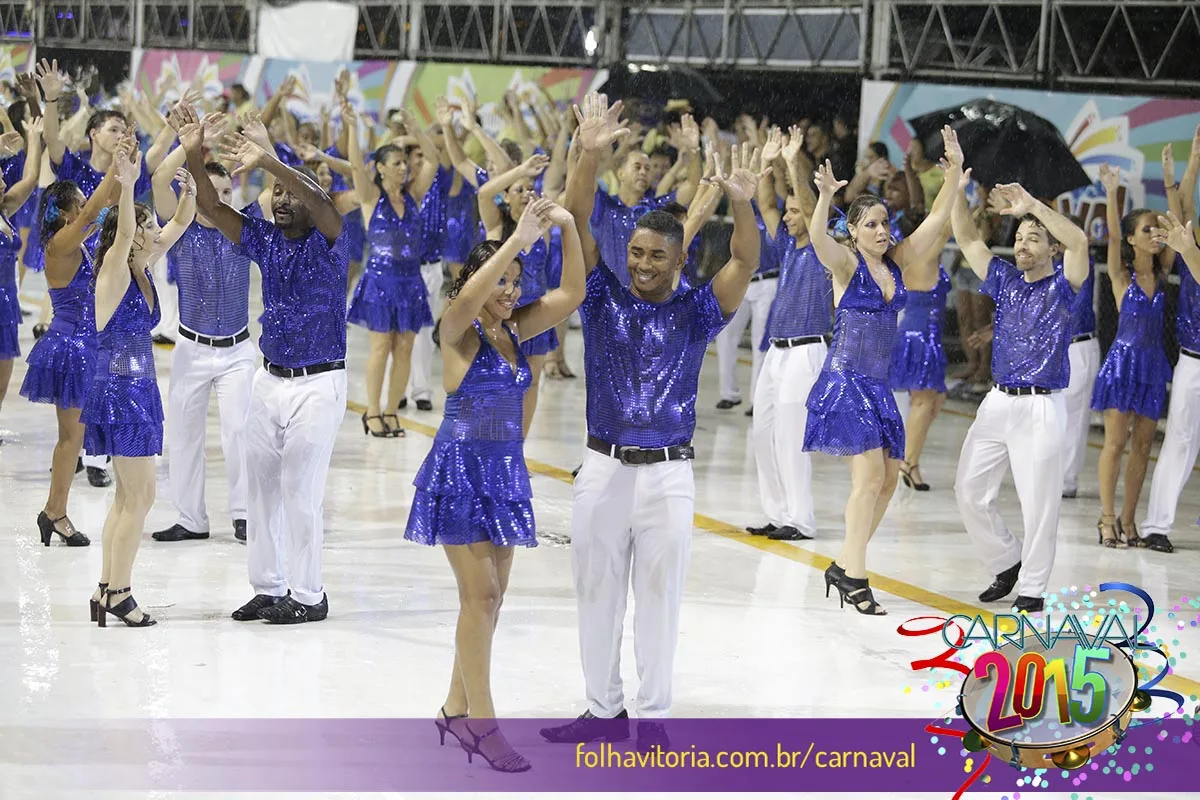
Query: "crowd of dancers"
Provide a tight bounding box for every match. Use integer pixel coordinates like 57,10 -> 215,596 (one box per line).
0,58 -> 1198,771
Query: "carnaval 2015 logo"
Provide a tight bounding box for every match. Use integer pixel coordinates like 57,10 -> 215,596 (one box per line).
902,582 -> 1178,774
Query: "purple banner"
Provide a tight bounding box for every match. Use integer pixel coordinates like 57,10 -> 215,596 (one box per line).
7,717 -> 1197,793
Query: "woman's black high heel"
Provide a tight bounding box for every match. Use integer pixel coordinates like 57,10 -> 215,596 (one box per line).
900,461 -> 929,491
823,562 -> 846,597
459,724 -> 532,773
37,512 -> 90,547
97,587 -> 157,628
382,413 -> 406,438
361,412 -> 395,438
435,707 -> 468,746
89,582 -> 108,622
831,572 -> 887,616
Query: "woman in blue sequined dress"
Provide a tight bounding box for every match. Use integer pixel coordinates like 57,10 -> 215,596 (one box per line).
1091,165 -> 1175,549
19,134 -> 134,549
343,103 -> 440,438
889,256 -> 952,492
85,154 -> 194,627
405,197 -> 584,772
0,118 -> 43,438
476,153 -> 565,434
804,127 -> 962,616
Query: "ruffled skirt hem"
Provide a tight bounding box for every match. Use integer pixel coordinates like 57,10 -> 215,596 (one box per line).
404,491 -> 537,548
804,370 -> 906,461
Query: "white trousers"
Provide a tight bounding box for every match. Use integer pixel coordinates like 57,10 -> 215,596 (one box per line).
715,277 -> 777,403
246,367 -> 346,606
166,334 -> 256,532
955,388 -> 1068,599
1142,354 -> 1200,536
150,254 -> 179,341
409,261 -> 445,403
752,341 -> 827,533
1062,338 -> 1100,493
571,449 -> 694,719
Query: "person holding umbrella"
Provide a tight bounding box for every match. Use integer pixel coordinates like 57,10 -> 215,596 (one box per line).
949,140 -> 1091,613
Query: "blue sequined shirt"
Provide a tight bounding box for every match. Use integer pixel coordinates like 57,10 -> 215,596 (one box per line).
170,207 -> 254,337
590,188 -> 675,289
761,235 -> 832,347
580,264 -> 731,448
1059,256 -> 1096,337
239,216 -> 349,369
983,256 -> 1077,390
1176,253 -> 1200,353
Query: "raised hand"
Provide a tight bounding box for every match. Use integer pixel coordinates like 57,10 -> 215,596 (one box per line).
699,141 -> 717,187
1162,144 -> 1176,185
0,130 -> 22,158
116,147 -> 142,187
295,142 -> 321,162
15,73 -> 39,104
238,110 -> 272,152
175,168 -> 196,197
813,159 -> 847,198
940,125 -> 964,171
1099,163 -> 1120,194
542,199 -> 575,227
461,95 -> 480,131
169,104 -> 205,153
988,183 -> 1035,217
200,111 -> 228,144
35,58 -> 65,101
782,125 -> 805,163
24,115 -> 43,142
680,114 -> 701,152
571,92 -> 630,153
1156,212 -> 1193,252
760,126 -> 784,165
217,132 -> 270,175
519,153 -> 550,178
713,142 -> 768,204
513,196 -> 554,249
434,96 -> 453,127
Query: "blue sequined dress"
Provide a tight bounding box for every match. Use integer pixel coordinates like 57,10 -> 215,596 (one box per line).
405,320 -> 536,548
82,270 -> 163,457
889,266 -> 950,393
20,248 -> 99,408
441,167 -> 487,264
804,254 -> 908,460
0,219 -> 21,359
517,229 -> 564,357
1091,273 -> 1172,419
2,154 -> 42,272
346,192 -> 431,333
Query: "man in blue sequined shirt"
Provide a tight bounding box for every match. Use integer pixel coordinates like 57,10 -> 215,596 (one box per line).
541,94 -> 764,750
174,103 -> 348,626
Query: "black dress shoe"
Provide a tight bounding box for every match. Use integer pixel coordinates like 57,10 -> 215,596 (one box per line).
87,467 -> 112,487
398,397 -> 408,409
540,710 -> 630,743
715,398 -> 742,410
416,399 -> 433,411
1012,596 -> 1044,613
259,594 -> 328,624
152,334 -> 174,345
744,407 -> 753,417
232,593 -> 288,621
637,722 -> 670,752
746,523 -> 777,536
233,519 -> 246,542
152,524 -> 209,542
768,525 -> 813,541
979,562 -> 1021,603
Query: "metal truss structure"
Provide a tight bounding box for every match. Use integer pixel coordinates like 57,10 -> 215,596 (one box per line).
3,1 -> 1200,94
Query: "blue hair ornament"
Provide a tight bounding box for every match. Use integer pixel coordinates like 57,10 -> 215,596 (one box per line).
95,206 -> 112,228
44,199 -> 60,223
829,205 -> 849,238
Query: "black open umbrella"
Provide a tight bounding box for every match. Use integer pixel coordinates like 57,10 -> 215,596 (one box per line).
908,99 -> 1090,198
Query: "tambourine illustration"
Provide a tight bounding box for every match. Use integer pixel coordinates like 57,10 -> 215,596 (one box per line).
955,637 -> 1150,770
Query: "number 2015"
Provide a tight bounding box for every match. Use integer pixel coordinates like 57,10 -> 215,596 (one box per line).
973,646 -> 1111,733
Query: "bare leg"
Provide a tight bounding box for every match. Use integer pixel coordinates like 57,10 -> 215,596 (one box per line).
0,359 -> 13,414
1097,408 -> 1130,544
443,542 -> 526,766
521,354 -> 545,438
45,405 -> 85,520
867,458 -> 902,540
385,331 -> 416,415
1121,414 -> 1157,532
904,389 -> 945,486
103,455 -> 156,623
838,449 -> 887,579
442,545 -> 515,719
363,331 -> 392,434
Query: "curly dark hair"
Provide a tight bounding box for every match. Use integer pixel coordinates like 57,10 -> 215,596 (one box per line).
38,181 -> 84,245
93,201 -> 153,284
447,240 -> 523,301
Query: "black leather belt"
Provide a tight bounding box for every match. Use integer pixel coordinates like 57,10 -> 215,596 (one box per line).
1182,347 -> 1200,360
587,435 -> 694,466
994,383 -> 1051,396
263,359 -> 346,379
179,327 -> 250,348
1071,333 -> 1095,344
750,270 -> 780,283
771,335 -> 824,349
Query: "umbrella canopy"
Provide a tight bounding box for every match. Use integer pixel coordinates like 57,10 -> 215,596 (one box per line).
908,99 -> 1091,199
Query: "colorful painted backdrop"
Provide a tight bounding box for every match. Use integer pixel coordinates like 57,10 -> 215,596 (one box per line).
0,44 -> 33,85
134,49 -> 257,105
860,80 -> 1200,243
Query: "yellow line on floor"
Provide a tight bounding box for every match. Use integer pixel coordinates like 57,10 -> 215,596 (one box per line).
346,399 -> 1200,699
